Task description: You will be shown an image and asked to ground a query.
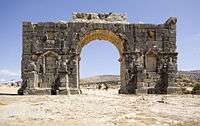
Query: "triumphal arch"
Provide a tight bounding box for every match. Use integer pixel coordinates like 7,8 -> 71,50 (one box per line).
19,12 -> 178,95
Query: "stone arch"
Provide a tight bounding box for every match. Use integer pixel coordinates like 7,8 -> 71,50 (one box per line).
20,13 -> 178,95
76,29 -> 126,90
77,29 -> 124,55
145,49 -> 158,72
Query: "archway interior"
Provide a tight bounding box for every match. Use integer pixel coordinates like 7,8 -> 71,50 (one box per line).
77,30 -> 125,91
80,40 -> 120,78
79,40 -> 121,90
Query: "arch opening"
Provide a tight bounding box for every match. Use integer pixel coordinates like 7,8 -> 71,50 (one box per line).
77,30 -> 125,92
79,40 -> 121,91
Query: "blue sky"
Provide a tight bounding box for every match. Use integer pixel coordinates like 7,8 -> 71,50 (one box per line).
0,0 -> 200,82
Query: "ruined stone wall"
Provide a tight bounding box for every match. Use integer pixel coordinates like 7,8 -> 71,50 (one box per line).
19,12 -> 177,95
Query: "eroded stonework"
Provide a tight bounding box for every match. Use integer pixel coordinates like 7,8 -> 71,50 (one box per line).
19,12 -> 178,95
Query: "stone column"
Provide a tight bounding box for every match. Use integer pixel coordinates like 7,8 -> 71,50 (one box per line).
119,52 -> 138,94
118,55 -> 126,89
68,53 -> 81,94
58,56 -> 69,94
77,55 -> 81,94
21,60 -> 39,94
42,57 -> 47,88
66,51 -> 81,94
155,62 -> 168,94
168,55 -> 178,87
155,53 -> 177,94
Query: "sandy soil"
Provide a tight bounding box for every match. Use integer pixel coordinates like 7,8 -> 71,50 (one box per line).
0,87 -> 200,126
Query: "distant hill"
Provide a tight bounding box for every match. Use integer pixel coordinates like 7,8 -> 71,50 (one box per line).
80,70 -> 200,86
178,70 -> 200,81
80,75 -> 120,84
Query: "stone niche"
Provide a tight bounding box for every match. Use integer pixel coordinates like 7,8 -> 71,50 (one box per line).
19,12 -> 178,95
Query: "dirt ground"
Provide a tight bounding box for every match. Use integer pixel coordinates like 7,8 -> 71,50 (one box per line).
0,86 -> 200,126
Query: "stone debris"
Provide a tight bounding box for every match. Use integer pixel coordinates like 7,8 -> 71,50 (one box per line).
72,12 -> 128,23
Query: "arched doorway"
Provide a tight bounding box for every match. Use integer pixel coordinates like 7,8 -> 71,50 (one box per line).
80,40 -> 120,90
76,30 -> 125,92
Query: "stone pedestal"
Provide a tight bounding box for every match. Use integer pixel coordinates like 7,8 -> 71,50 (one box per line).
59,88 -> 81,95
119,84 -> 136,94
23,87 -> 81,95
27,71 -> 38,89
25,88 -> 52,95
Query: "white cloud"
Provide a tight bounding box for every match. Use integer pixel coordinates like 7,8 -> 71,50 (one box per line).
0,69 -> 20,82
0,78 -> 6,82
138,21 -> 144,24
0,69 -> 18,76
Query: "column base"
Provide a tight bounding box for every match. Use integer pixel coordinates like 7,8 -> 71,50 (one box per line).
118,84 -> 136,94
136,86 -> 181,94
18,88 -> 82,95
118,85 -> 181,95
58,88 -> 82,95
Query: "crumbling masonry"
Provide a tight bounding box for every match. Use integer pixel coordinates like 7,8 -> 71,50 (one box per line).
19,12 -> 178,95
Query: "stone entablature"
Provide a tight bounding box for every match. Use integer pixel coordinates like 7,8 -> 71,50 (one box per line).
19,12 -> 178,95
